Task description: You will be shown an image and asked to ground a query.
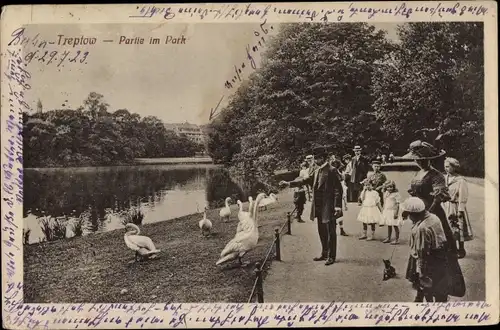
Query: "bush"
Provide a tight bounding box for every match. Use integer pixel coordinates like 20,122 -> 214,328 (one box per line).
119,207 -> 145,226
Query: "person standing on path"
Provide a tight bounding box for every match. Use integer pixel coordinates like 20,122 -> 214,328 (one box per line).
402,140 -> 465,301
305,154 -> 318,202
329,153 -> 348,236
293,161 -> 309,223
279,145 -> 343,266
442,157 -> 473,259
357,181 -> 384,240
365,160 -> 387,208
348,145 -> 370,203
381,180 -> 403,244
402,197 -> 454,302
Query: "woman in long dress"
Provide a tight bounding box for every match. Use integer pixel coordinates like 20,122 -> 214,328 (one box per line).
442,157 -> 473,259
402,197 -> 451,302
402,140 -> 465,301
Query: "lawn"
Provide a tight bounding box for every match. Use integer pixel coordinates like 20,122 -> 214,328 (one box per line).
23,192 -> 296,303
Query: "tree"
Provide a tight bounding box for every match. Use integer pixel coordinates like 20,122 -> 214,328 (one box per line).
208,23 -> 394,185
372,22 -> 484,175
23,94 -> 200,168
82,92 -> 109,120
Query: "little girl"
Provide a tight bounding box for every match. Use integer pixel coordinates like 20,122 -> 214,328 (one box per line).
357,181 -> 384,241
381,180 -> 403,245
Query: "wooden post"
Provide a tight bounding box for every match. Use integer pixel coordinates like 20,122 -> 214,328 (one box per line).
286,212 -> 292,235
255,262 -> 264,303
275,228 -> 281,261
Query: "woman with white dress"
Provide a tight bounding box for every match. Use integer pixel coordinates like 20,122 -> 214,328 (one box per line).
442,157 -> 473,259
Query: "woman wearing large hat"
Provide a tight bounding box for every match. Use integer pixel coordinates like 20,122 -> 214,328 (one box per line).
403,140 -> 465,300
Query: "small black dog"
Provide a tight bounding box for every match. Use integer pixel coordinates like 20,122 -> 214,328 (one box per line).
383,259 -> 396,281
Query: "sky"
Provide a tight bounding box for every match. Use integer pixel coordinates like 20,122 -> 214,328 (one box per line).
25,23 -> 399,125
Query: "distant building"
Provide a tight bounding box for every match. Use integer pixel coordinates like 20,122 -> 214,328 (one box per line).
164,122 -> 205,144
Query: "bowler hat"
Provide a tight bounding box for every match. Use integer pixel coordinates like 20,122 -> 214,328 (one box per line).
312,144 -> 333,157
342,154 -> 352,161
402,140 -> 446,160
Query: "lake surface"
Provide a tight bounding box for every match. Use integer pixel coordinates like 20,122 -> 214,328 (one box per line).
23,164 -> 257,244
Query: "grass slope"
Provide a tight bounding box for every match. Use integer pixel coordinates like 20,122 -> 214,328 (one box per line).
24,193 -> 295,303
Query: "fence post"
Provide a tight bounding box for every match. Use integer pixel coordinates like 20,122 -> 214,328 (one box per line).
275,228 -> 281,261
254,262 -> 264,303
286,212 -> 292,235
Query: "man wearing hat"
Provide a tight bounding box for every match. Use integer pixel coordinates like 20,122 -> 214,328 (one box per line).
279,145 -> 343,265
347,145 -> 370,203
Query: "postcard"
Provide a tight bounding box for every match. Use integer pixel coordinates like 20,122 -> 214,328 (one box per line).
1,2 -> 498,328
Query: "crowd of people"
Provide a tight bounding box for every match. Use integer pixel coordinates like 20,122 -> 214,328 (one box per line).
280,140 -> 473,302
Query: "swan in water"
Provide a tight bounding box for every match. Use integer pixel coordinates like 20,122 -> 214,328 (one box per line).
124,223 -> 161,262
198,207 -> 212,237
258,193 -> 278,211
216,193 -> 267,267
219,197 -> 232,222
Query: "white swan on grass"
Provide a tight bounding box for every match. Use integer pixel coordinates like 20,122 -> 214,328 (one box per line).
198,207 -> 213,238
219,197 -> 232,222
124,223 -> 160,262
236,196 -> 263,234
258,193 -> 278,211
216,193 -> 267,267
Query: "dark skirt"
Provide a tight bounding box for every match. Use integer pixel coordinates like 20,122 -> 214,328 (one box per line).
406,246 -> 465,298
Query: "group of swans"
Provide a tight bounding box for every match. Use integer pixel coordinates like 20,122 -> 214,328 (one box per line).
216,193 -> 267,266
123,192 -> 278,265
258,193 -> 278,211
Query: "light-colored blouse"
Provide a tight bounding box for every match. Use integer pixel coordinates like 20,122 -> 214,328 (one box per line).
445,174 -> 468,212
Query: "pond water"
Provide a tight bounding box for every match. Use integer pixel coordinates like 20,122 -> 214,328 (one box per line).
23,164 -> 263,244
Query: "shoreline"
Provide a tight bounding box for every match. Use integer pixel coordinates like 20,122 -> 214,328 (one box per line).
24,157 -> 214,171
24,192 -> 296,303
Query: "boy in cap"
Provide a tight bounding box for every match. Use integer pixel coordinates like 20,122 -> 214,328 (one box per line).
365,159 -> 387,208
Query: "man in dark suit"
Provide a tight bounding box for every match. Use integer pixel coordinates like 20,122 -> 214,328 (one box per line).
279,145 -> 343,266
348,145 -> 370,203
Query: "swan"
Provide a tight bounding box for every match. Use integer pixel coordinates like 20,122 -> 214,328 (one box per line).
258,193 -> 278,211
248,196 -> 254,218
219,197 -> 232,222
124,223 -> 160,262
198,207 -> 212,237
216,193 -> 267,267
236,199 -> 252,235
236,196 -> 263,234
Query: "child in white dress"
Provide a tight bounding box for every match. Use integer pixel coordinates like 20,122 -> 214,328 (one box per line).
381,180 -> 403,245
357,181 -> 384,241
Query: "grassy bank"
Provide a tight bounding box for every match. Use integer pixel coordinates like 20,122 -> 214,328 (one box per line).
24,192 -> 295,303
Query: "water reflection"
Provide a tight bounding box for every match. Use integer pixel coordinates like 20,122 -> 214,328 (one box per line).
23,164 -> 264,244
